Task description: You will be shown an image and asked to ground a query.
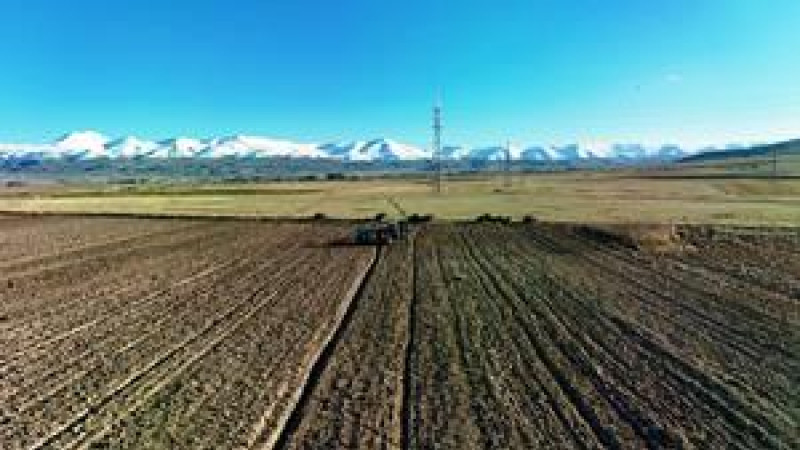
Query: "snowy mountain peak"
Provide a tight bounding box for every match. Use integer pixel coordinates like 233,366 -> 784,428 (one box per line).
106,136 -> 159,158
55,130 -> 110,157
0,131 -> 701,162
55,130 -> 109,147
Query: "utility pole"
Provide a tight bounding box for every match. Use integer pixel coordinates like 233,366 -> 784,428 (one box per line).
432,97 -> 443,193
503,140 -> 512,188
772,145 -> 778,179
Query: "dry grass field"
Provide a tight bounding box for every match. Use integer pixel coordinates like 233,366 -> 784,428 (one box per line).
1,169 -> 799,225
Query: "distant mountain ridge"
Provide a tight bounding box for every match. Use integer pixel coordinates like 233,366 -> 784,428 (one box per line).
679,138 -> 800,163
0,131 -> 431,162
0,130 -> 762,163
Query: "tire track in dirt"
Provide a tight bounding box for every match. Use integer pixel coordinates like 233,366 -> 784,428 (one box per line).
264,246 -> 377,450
401,234 -> 417,450
65,254 -> 324,450
510,225 -> 795,447
3,257 -> 252,410
454,228 -> 627,448
24,247 -> 321,450
0,220 -> 207,277
0,222 -> 228,328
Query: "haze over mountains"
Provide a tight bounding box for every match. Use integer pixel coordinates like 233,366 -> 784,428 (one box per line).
0,130 -> 748,163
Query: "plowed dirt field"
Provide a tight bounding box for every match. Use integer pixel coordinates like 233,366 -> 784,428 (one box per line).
1,216 -> 797,449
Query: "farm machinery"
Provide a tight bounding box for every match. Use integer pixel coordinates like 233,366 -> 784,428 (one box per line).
349,199 -> 431,245
351,212 -> 433,245
353,220 -> 408,245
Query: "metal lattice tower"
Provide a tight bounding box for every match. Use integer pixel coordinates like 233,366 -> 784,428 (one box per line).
432,98 -> 443,193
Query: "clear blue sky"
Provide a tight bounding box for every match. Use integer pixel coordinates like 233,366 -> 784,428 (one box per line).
1,0 -> 799,148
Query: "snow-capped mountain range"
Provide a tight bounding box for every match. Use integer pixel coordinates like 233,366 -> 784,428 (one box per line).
0,130 -> 701,162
